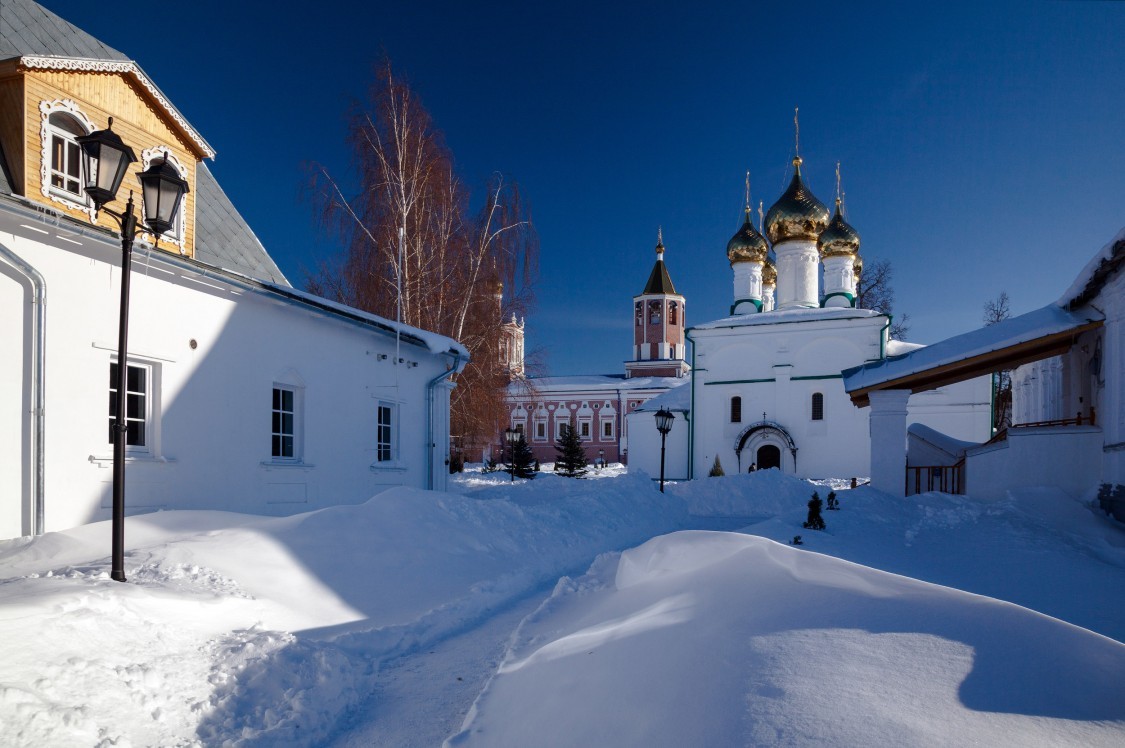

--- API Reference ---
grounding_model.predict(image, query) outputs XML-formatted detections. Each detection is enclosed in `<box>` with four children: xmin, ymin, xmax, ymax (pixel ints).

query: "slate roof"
<box><xmin>0</xmin><ymin>1</ymin><xmax>290</xmax><ymax>286</ymax></box>
<box><xmin>194</xmin><ymin>163</ymin><xmax>289</xmax><ymax>285</ymax></box>
<box><xmin>641</xmin><ymin>258</ymin><xmax>677</xmax><ymax>295</ymax></box>
<box><xmin>0</xmin><ymin>0</ymin><xmax>128</xmax><ymax>61</ymax></box>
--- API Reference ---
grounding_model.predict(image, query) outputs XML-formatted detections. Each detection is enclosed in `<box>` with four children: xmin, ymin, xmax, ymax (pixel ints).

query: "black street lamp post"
<box><xmin>654</xmin><ymin>408</ymin><xmax>675</xmax><ymax>493</ymax></box>
<box><xmin>504</xmin><ymin>428</ymin><xmax>518</xmax><ymax>482</ymax></box>
<box><xmin>77</xmin><ymin>119</ymin><xmax>189</xmax><ymax>583</ymax></box>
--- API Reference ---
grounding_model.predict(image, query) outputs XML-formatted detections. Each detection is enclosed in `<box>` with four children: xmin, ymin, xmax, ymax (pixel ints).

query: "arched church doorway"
<box><xmin>732</xmin><ymin>419</ymin><xmax>797</xmax><ymax>474</ymax></box>
<box><xmin>756</xmin><ymin>444</ymin><xmax>781</xmax><ymax>471</ymax></box>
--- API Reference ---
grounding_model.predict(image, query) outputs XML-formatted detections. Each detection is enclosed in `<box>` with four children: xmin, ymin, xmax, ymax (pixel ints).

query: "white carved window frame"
<box><xmin>139</xmin><ymin>146</ymin><xmax>188</xmax><ymax>253</ymax></box>
<box><xmin>39</xmin><ymin>99</ymin><xmax>96</xmax><ymax>218</ymax></box>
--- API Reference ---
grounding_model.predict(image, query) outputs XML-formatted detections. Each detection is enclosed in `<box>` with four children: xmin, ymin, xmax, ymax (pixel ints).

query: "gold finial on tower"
<box><xmin>758</xmin><ymin>200</ymin><xmax>764</xmax><ymax>232</ymax></box>
<box><xmin>835</xmin><ymin>161</ymin><xmax>844</xmax><ymax>213</ymax></box>
<box><xmin>656</xmin><ymin>226</ymin><xmax>664</xmax><ymax>255</ymax></box>
<box><xmin>744</xmin><ymin>171</ymin><xmax>751</xmax><ymax>211</ymax></box>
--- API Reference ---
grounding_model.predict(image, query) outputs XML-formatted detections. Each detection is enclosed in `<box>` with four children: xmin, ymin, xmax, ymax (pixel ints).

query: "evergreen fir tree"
<box><xmin>510</xmin><ymin>433</ymin><xmax>537</xmax><ymax>479</ymax></box>
<box><xmin>554</xmin><ymin>418</ymin><xmax>588</xmax><ymax>477</ymax></box>
<box><xmin>708</xmin><ymin>455</ymin><xmax>725</xmax><ymax>477</ymax></box>
<box><xmin>803</xmin><ymin>491</ymin><xmax>826</xmax><ymax>530</ymax></box>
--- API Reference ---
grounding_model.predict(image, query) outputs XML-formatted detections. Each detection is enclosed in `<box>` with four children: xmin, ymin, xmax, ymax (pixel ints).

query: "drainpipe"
<box><xmin>687</xmin><ymin>329</ymin><xmax>696</xmax><ymax>480</ymax></box>
<box><xmin>426</xmin><ymin>351</ymin><xmax>462</xmax><ymax>490</ymax></box>
<box><xmin>0</xmin><ymin>242</ymin><xmax>46</xmax><ymax>536</ymax></box>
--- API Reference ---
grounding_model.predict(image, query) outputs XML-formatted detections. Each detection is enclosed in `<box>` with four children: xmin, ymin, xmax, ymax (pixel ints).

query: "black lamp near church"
<box><xmin>654</xmin><ymin>408</ymin><xmax>675</xmax><ymax>493</ymax></box>
<box><xmin>504</xmin><ymin>428</ymin><xmax>519</xmax><ymax>482</ymax></box>
<box><xmin>77</xmin><ymin>118</ymin><xmax>190</xmax><ymax>583</ymax></box>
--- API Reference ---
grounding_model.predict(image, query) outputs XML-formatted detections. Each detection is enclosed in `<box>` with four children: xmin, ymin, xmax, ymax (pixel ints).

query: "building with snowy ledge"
<box><xmin>503</xmin><ymin>230</ymin><xmax>689</xmax><ymax>465</ymax></box>
<box><xmin>0</xmin><ymin>0</ymin><xmax>466</xmax><ymax>538</ymax></box>
<box><xmin>627</xmin><ymin>153</ymin><xmax>992</xmax><ymax>484</ymax></box>
<box><xmin>844</xmin><ymin>227</ymin><xmax>1123</xmax><ymax>501</ymax></box>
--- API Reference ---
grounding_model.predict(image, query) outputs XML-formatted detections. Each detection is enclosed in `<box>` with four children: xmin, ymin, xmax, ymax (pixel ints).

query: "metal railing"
<box><xmin>906</xmin><ymin>461</ymin><xmax>964</xmax><ymax>496</ymax></box>
<box><xmin>1011</xmin><ymin>408</ymin><xmax>1096</xmax><ymax>429</ymax></box>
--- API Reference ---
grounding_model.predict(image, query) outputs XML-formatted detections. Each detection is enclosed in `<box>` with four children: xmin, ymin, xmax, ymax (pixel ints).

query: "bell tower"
<box><xmin>626</xmin><ymin>228</ymin><xmax>690</xmax><ymax>379</ymax></box>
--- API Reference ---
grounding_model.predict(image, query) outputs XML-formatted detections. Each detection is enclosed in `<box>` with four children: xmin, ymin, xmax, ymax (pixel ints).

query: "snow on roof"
<box><xmin>843</xmin><ymin>303</ymin><xmax>1103</xmax><ymax>393</ymax></box>
<box><xmin>1059</xmin><ymin>225</ymin><xmax>1125</xmax><ymax>308</ymax></box>
<box><xmin>631</xmin><ymin>378</ymin><xmax>692</xmax><ymax>412</ymax></box>
<box><xmin>690</xmin><ymin>305</ymin><xmax>883</xmax><ymax>332</ymax></box>
<box><xmin>886</xmin><ymin>339</ymin><xmax>924</xmax><ymax>356</ymax></box>
<box><xmin>512</xmin><ymin>374</ymin><xmax>686</xmax><ymax>393</ymax></box>
<box><xmin>907</xmin><ymin>423</ymin><xmax>978</xmax><ymax>457</ymax></box>
<box><xmin>262</xmin><ymin>283</ymin><xmax>468</xmax><ymax>359</ymax></box>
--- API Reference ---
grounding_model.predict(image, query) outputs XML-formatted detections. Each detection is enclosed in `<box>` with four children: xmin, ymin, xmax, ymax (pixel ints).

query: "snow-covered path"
<box><xmin>326</xmin><ymin>589</ymin><xmax>548</xmax><ymax>747</ymax></box>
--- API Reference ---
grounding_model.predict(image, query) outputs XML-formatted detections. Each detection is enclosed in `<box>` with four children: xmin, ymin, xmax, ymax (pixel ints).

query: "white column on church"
<box><xmin>821</xmin><ymin>255</ymin><xmax>856</xmax><ymax>308</ymax></box>
<box><xmin>775</xmin><ymin>240</ymin><xmax>820</xmax><ymax>309</ymax></box>
<box><xmin>732</xmin><ymin>262</ymin><xmax>763</xmax><ymax>314</ymax></box>
<box><xmin>868</xmin><ymin>389</ymin><xmax>911</xmax><ymax>498</ymax></box>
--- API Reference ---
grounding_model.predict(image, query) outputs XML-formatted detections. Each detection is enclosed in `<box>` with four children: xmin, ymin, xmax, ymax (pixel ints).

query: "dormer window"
<box><xmin>40</xmin><ymin>100</ymin><xmax>97</xmax><ymax>209</ymax></box>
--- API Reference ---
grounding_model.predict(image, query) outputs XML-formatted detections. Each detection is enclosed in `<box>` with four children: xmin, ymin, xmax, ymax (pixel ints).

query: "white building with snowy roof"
<box><xmin>0</xmin><ymin>0</ymin><xmax>466</xmax><ymax>538</ymax></box>
<box><xmin>627</xmin><ymin>154</ymin><xmax>992</xmax><ymax>486</ymax></box>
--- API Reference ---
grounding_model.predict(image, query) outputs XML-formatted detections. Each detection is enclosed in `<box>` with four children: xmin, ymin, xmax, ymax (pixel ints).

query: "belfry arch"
<box><xmin>733</xmin><ymin>420</ymin><xmax>798</xmax><ymax>473</ymax></box>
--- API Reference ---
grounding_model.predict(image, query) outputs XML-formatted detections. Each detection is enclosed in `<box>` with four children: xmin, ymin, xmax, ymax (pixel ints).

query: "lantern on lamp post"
<box><xmin>504</xmin><ymin>428</ymin><xmax>519</xmax><ymax>482</ymax></box>
<box><xmin>654</xmin><ymin>408</ymin><xmax>675</xmax><ymax>493</ymax></box>
<box><xmin>77</xmin><ymin>119</ymin><xmax>189</xmax><ymax>583</ymax></box>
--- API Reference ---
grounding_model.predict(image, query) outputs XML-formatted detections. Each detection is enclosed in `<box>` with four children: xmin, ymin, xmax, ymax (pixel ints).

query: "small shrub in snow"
<box><xmin>790</xmin><ymin>535</ymin><xmax>803</xmax><ymax>546</ymax></box>
<box><xmin>482</xmin><ymin>458</ymin><xmax>500</xmax><ymax>474</ymax></box>
<box><xmin>826</xmin><ymin>491</ymin><xmax>839</xmax><ymax>511</ymax></box>
<box><xmin>803</xmin><ymin>492</ymin><xmax>826</xmax><ymax>531</ymax></box>
<box><xmin>708</xmin><ymin>456</ymin><xmax>725</xmax><ymax>477</ymax></box>
<box><xmin>1098</xmin><ymin>483</ymin><xmax>1125</xmax><ymax>523</ymax></box>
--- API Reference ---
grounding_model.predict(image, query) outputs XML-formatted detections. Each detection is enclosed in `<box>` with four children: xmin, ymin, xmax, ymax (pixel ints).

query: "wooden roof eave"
<box><xmin>848</xmin><ymin>320</ymin><xmax>1104</xmax><ymax>407</ymax></box>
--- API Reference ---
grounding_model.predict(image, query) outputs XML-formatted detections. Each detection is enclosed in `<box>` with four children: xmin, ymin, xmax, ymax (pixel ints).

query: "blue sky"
<box><xmin>52</xmin><ymin>0</ymin><xmax>1125</xmax><ymax>375</ymax></box>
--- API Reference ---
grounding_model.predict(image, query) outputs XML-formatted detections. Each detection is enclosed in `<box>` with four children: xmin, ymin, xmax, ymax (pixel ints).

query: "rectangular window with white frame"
<box><xmin>535</xmin><ymin>421</ymin><xmax>547</xmax><ymax>441</ymax></box>
<box><xmin>376</xmin><ymin>401</ymin><xmax>397</xmax><ymax>462</ymax></box>
<box><xmin>109</xmin><ymin>361</ymin><xmax>151</xmax><ymax>452</ymax></box>
<box><xmin>272</xmin><ymin>386</ymin><xmax>300</xmax><ymax>460</ymax></box>
<box><xmin>602</xmin><ymin>419</ymin><xmax>614</xmax><ymax>439</ymax></box>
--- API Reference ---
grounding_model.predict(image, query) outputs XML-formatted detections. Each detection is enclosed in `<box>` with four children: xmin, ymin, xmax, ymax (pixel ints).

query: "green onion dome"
<box><xmin>764</xmin><ymin>156</ymin><xmax>830</xmax><ymax>244</ymax></box>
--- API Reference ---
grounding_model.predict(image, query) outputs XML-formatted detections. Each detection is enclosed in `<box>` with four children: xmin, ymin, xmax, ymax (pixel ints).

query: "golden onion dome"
<box><xmin>764</xmin><ymin>157</ymin><xmax>830</xmax><ymax>245</ymax></box>
<box><xmin>726</xmin><ymin>207</ymin><xmax>770</xmax><ymax>265</ymax></box>
<box><xmin>763</xmin><ymin>255</ymin><xmax>777</xmax><ymax>285</ymax></box>
<box><xmin>817</xmin><ymin>197</ymin><xmax>861</xmax><ymax>258</ymax></box>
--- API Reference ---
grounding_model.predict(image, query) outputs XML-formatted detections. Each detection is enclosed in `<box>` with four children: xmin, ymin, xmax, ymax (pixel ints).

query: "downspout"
<box><xmin>426</xmin><ymin>351</ymin><xmax>461</xmax><ymax>490</ymax></box>
<box><xmin>687</xmin><ymin>329</ymin><xmax>696</xmax><ymax>480</ymax></box>
<box><xmin>880</xmin><ymin>316</ymin><xmax>891</xmax><ymax>359</ymax></box>
<box><xmin>0</xmin><ymin>242</ymin><xmax>46</xmax><ymax>535</ymax></box>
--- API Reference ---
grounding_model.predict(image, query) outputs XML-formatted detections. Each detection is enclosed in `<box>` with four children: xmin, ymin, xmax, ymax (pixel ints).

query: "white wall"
<box><xmin>965</xmin><ymin>426</ymin><xmax>1103</xmax><ymax>501</ymax></box>
<box><xmin>0</xmin><ymin>219</ymin><xmax>456</xmax><ymax>538</ymax></box>
<box><xmin>625</xmin><ymin>409</ymin><xmax>689</xmax><ymax>482</ymax></box>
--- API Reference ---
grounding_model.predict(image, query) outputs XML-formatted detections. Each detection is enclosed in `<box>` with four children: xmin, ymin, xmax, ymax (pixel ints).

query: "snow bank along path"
<box><xmin>451</xmin><ymin>531</ymin><xmax>1125</xmax><ymax>747</ymax></box>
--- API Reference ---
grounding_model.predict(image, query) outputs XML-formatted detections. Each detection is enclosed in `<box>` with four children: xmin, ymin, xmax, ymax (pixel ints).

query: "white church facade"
<box><xmin>0</xmin><ymin>1</ymin><xmax>465</xmax><ymax>538</ymax></box>
<box><xmin>628</xmin><ymin>154</ymin><xmax>992</xmax><ymax>483</ymax></box>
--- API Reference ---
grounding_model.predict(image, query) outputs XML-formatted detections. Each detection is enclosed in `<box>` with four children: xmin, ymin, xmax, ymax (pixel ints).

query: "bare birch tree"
<box><xmin>308</xmin><ymin>60</ymin><xmax>538</xmax><ymax>458</ymax></box>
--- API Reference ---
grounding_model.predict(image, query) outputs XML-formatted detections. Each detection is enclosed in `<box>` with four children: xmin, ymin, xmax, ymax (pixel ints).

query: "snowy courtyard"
<box><xmin>1</xmin><ymin>469</ymin><xmax>1123</xmax><ymax>747</ymax></box>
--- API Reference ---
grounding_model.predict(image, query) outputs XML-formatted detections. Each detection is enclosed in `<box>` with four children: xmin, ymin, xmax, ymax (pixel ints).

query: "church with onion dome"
<box><xmin>626</xmin><ymin>141</ymin><xmax>992</xmax><ymax>483</ymax></box>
